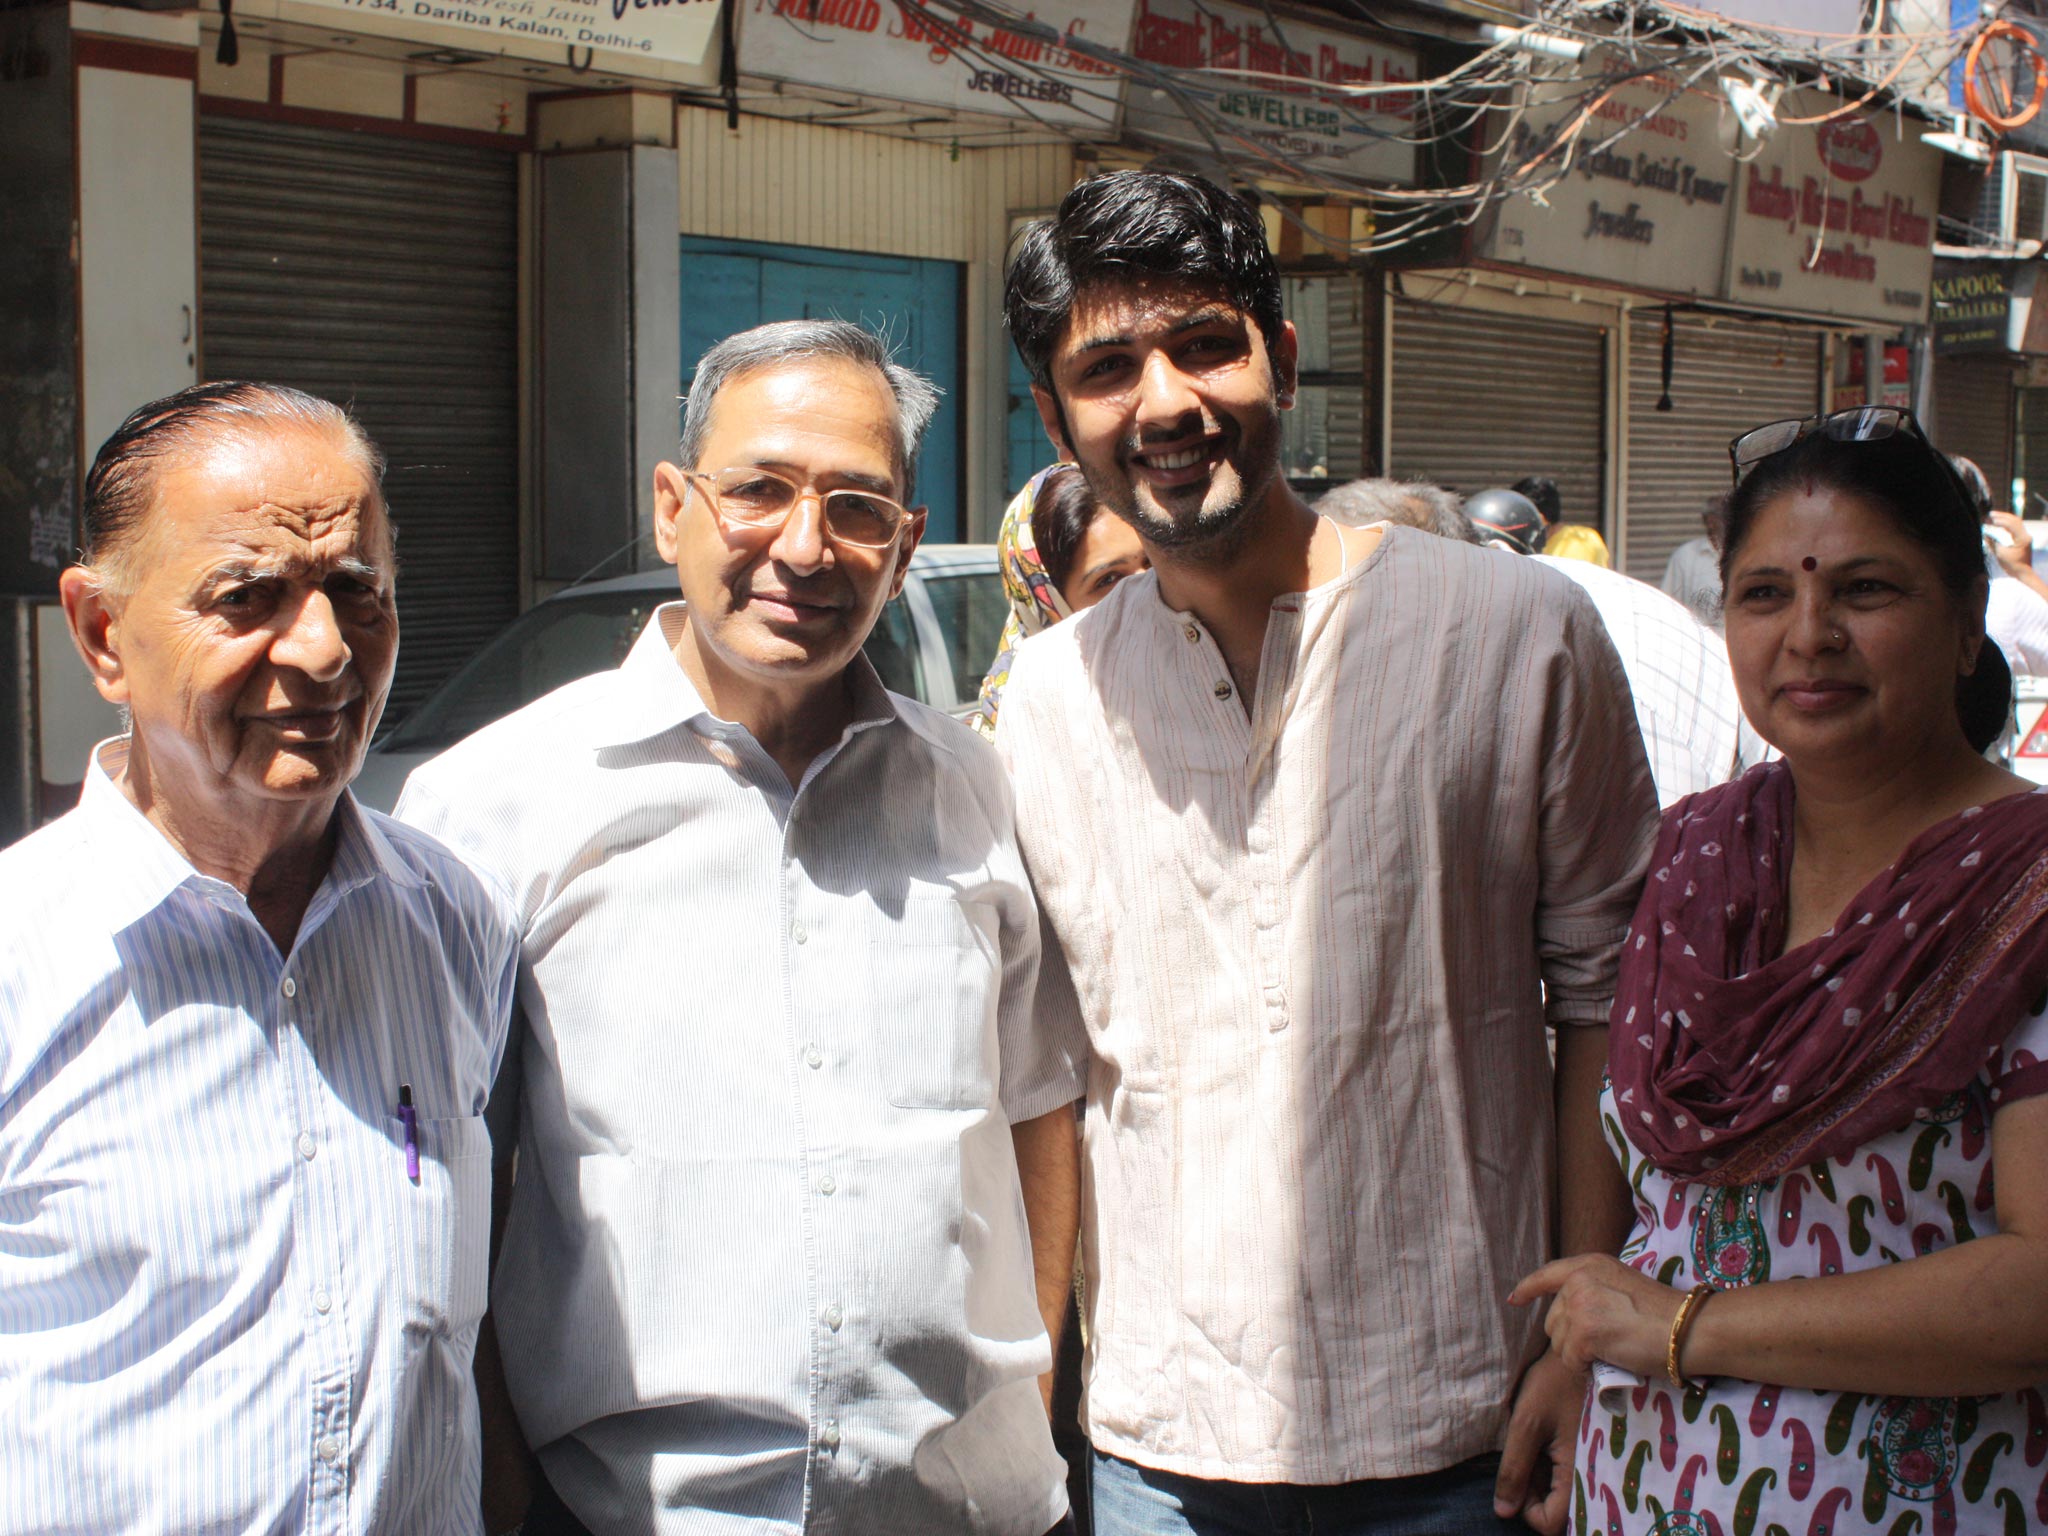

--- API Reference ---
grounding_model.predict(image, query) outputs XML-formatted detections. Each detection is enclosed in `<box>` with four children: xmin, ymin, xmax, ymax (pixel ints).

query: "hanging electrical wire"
<box><xmin>740</xmin><ymin>0</ymin><xmax>1995</xmax><ymax>256</ymax></box>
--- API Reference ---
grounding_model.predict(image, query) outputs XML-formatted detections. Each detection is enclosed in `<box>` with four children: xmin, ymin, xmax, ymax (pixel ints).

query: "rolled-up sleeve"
<box><xmin>1535</xmin><ymin>584</ymin><xmax>1658</xmax><ymax>1026</ymax></box>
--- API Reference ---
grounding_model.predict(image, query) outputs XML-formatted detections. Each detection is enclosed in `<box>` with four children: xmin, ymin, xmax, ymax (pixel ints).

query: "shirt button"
<box><xmin>1183</xmin><ymin>624</ymin><xmax>1199</xmax><ymax>642</ymax></box>
<box><xmin>819</xmin><ymin>1175</ymin><xmax>837</xmax><ymax>1196</ymax></box>
<box><xmin>296</xmin><ymin>1132</ymin><xmax>317</xmax><ymax>1161</ymax></box>
<box><xmin>804</xmin><ymin>1046</ymin><xmax>824</xmax><ymax>1070</ymax></box>
<box><xmin>792</xmin><ymin>922</ymin><xmax>808</xmax><ymax>945</ymax></box>
<box><xmin>316</xmin><ymin>1435</ymin><xmax>341</xmax><ymax>1465</ymax></box>
<box><xmin>824</xmin><ymin>1304</ymin><xmax>844</xmax><ymax>1331</ymax></box>
<box><xmin>281</xmin><ymin>976</ymin><xmax>297</xmax><ymax>999</ymax></box>
<box><xmin>1214</xmin><ymin>681</ymin><xmax>1233</xmax><ymax>700</ymax></box>
<box><xmin>820</xmin><ymin>1419</ymin><xmax>841</xmax><ymax>1451</ymax></box>
<box><xmin>312</xmin><ymin>1289</ymin><xmax>332</xmax><ymax>1314</ymax></box>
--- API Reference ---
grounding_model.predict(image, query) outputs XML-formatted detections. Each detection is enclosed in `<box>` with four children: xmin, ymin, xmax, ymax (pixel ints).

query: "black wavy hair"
<box><xmin>1723</xmin><ymin>429</ymin><xmax>2007</xmax><ymax>751</ymax></box>
<box><xmin>1003</xmin><ymin>170</ymin><xmax>1285</xmax><ymax>394</ymax></box>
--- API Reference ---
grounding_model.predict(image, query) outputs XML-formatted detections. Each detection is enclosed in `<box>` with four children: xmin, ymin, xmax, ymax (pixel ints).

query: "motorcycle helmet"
<box><xmin>1463</xmin><ymin>488</ymin><xmax>1544</xmax><ymax>555</ymax></box>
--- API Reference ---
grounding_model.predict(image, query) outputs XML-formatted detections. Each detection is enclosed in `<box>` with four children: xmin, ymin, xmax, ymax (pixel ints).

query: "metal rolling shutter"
<box><xmin>1624</xmin><ymin>313</ymin><xmax>1822</xmax><ymax>583</ymax></box>
<box><xmin>1388</xmin><ymin>299</ymin><xmax>1606</xmax><ymax>528</ymax></box>
<box><xmin>198</xmin><ymin>116</ymin><xmax>519</xmax><ymax>718</ymax></box>
<box><xmin>1935</xmin><ymin>354</ymin><xmax>2018</xmax><ymax>492</ymax></box>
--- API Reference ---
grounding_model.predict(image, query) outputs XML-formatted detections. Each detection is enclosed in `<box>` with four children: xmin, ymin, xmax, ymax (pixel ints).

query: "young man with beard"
<box><xmin>991</xmin><ymin>171</ymin><xmax>1659</xmax><ymax>1535</ymax></box>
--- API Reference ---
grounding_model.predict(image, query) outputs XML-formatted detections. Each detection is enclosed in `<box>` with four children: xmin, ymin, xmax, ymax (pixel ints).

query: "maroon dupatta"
<box><xmin>1606</xmin><ymin>763</ymin><xmax>2048</xmax><ymax>1185</ymax></box>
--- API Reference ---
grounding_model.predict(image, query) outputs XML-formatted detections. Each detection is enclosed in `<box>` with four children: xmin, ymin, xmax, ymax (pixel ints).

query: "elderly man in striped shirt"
<box><xmin>0</xmin><ymin>382</ymin><xmax>520</xmax><ymax>1534</ymax></box>
<box><xmin>995</xmin><ymin>171</ymin><xmax>1660</xmax><ymax>1536</ymax></box>
<box><xmin>398</xmin><ymin>320</ymin><xmax>1086</xmax><ymax>1536</ymax></box>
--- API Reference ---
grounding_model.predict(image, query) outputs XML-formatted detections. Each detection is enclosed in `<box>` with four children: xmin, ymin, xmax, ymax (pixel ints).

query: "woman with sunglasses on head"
<box><xmin>1508</xmin><ymin>409</ymin><xmax>2048</xmax><ymax>1536</ymax></box>
<box><xmin>971</xmin><ymin>463</ymin><xmax>1148</xmax><ymax>740</ymax></box>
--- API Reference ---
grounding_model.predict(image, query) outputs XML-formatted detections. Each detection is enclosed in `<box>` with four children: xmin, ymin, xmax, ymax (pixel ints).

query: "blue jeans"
<box><xmin>1089</xmin><ymin>1449</ymin><xmax>1528</xmax><ymax>1536</ymax></box>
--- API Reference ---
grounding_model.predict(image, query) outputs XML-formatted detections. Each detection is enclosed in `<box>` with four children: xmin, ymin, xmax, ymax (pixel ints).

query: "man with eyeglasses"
<box><xmin>397</xmin><ymin>320</ymin><xmax>1086</xmax><ymax>1536</ymax></box>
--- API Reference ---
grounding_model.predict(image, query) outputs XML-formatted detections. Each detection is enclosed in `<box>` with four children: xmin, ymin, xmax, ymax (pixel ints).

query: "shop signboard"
<box><xmin>1122</xmin><ymin>0</ymin><xmax>1418</xmax><ymax>187</ymax></box>
<box><xmin>1932</xmin><ymin>260</ymin><xmax>2020</xmax><ymax>354</ymax></box>
<box><xmin>1478</xmin><ymin>72</ymin><xmax>1733</xmax><ymax>295</ymax></box>
<box><xmin>1726</xmin><ymin>91</ymin><xmax>1939</xmax><ymax>326</ymax></box>
<box><xmin>1930</xmin><ymin>259</ymin><xmax>2048</xmax><ymax>355</ymax></box>
<box><xmin>740</xmin><ymin>0</ymin><xmax>1136</xmax><ymax>132</ymax></box>
<box><xmin>285</xmin><ymin>0</ymin><xmax>722</xmax><ymax>66</ymax></box>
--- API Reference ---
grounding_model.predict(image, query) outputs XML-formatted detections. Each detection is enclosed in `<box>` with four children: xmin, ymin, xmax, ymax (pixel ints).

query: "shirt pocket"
<box><xmin>396</xmin><ymin>1112</ymin><xmax>494</xmax><ymax>1338</ymax></box>
<box><xmin>876</xmin><ymin>891</ymin><xmax>1001</xmax><ymax>1111</ymax></box>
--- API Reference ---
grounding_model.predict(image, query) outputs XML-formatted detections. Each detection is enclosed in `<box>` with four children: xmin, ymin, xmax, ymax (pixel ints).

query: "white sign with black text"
<box><xmin>740</xmin><ymin>0</ymin><xmax>1136</xmax><ymax>131</ymax></box>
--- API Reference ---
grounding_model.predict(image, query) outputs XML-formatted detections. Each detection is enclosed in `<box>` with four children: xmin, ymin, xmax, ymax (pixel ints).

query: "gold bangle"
<box><xmin>1666</xmin><ymin>1282</ymin><xmax>1715</xmax><ymax>1391</ymax></box>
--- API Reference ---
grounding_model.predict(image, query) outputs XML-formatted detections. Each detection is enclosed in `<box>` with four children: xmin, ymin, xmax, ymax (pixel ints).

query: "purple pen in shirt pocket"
<box><xmin>398</xmin><ymin>1083</ymin><xmax>420</xmax><ymax>1182</ymax></box>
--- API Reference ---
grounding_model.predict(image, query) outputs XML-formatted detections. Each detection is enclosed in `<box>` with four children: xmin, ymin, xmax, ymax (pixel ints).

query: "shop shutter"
<box><xmin>1935</xmin><ymin>354</ymin><xmax>2018</xmax><ymax>494</ymax></box>
<box><xmin>1388</xmin><ymin>298</ymin><xmax>1606</xmax><ymax>529</ymax></box>
<box><xmin>1624</xmin><ymin>313</ymin><xmax>1822</xmax><ymax>584</ymax></box>
<box><xmin>198</xmin><ymin>116</ymin><xmax>519</xmax><ymax>719</ymax></box>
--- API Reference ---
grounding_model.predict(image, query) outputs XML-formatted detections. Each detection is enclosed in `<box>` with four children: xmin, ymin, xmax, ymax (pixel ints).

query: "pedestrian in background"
<box><xmin>399</xmin><ymin>321</ymin><xmax>1084</xmax><ymax>1536</ymax></box>
<box><xmin>1660</xmin><ymin>497</ymin><xmax>1726</xmax><ymax>625</ymax></box>
<box><xmin>972</xmin><ymin>461</ymin><xmax>1147</xmax><ymax>739</ymax></box>
<box><xmin>997</xmin><ymin>169</ymin><xmax>1658</xmax><ymax>1536</ymax></box>
<box><xmin>1953</xmin><ymin>452</ymin><xmax>2048</xmax><ymax>676</ymax></box>
<box><xmin>1519</xmin><ymin>408</ymin><xmax>2048</xmax><ymax>1536</ymax></box>
<box><xmin>0</xmin><ymin>382</ymin><xmax>519</xmax><ymax>1535</ymax></box>
<box><xmin>1514</xmin><ymin>472</ymin><xmax>1611</xmax><ymax>565</ymax></box>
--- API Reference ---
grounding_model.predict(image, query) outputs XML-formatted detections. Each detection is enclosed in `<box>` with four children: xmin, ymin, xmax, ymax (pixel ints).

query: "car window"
<box><xmin>383</xmin><ymin>593</ymin><xmax>654</xmax><ymax>750</ymax></box>
<box><xmin>382</xmin><ymin>590</ymin><xmax>927</xmax><ymax>751</ymax></box>
<box><xmin>919</xmin><ymin>572</ymin><xmax>1008</xmax><ymax>708</ymax></box>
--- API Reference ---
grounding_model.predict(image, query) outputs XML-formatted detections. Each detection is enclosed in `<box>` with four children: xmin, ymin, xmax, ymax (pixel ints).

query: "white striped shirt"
<box><xmin>1533</xmin><ymin>556</ymin><xmax>1757</xmax><ymax>807</ymax></box>
<box><xmin>996</xmin><ymin>528</ymin><xmax>1658</xmax><ymax>1482</ymax></box>
<box><xmin>0</xmin><ymin>741</ymin><xmax>519</xmax><ymax>1536</ymax></box>
<box><xmin>395</xmin><ymin>604</ymin><xmax>1081</xmax><ymax>1536</ymax></box>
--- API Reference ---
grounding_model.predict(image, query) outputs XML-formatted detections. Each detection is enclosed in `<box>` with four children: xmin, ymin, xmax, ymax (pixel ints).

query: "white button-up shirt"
<box><xmin>996</xmin><ymin>527</ymin><xmax>1658</xmax><ymax>1484</ymax></box>
<box><xmin>0</xmin><ymin>742</ymin><xmax>518</xmax><ymax>1536</ymax></box>
<box><xmin>396</xmin><ymin>605</ymin><xmax>1081</xmax><ymax>1536</ymax></box>
<box><xmin>1534</xmin><ymin>555</ymin><xmax>1761</xmax><ymax>806</ymax></box>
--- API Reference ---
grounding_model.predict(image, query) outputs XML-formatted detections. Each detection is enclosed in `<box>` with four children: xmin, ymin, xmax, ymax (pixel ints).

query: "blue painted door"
<box><xmin>680</xmin><ymin>236</ymin><xmax>963</xmax><ymax>540</ymax></box>
<box><xmin>1006</xmin><ymin>341</ymin><xmax>1060</xmax><ymax>497</ymax></box>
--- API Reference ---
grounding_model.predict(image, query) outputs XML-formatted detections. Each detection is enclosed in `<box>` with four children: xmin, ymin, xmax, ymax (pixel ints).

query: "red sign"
<box><xmin>1816</xmin><ymin>118</ymin><xmax>1883</xmax><ymax>182</ymax></box>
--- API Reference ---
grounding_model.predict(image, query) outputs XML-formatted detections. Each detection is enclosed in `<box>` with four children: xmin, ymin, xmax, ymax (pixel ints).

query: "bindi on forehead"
<box><xmin>1802</xmin><ymin>556</ymin><xmax>1818</xmax><ymax>572</ymax></box>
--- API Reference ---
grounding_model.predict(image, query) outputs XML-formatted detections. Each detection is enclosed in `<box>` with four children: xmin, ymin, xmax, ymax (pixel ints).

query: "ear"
<box><xmin>888</xmin><ymin>507</ymin><xmax>929</xmax><ymax>600</ymax></box>
<box><xmin>1031</xmin><ymin>385</ymin><xmax>1073</xmax><ymax>461</ymax></box>
<box><xmin>59</xmin><ymin>565</ymin><xmax>131</xmax><ymax>707</ymax></box>
<box><xmin>1272</xmin><ymin>318</ymin><xmax>1300</xmax><ymax>410</ymax></box>
<box><xmin>652</xmin><ymin>462</ymin><xmax>691</xmax><ymax>566</ymax></box>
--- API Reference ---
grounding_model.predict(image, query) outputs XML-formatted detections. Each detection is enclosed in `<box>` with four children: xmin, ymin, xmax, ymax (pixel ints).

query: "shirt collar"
<box><xmin>77</xmin><ymin>736</ymin><xmax>421</xmax><ymax>936</ymax></box>
<box><xmin>594</xmin><ymin>601</ymin><xmax>903</xmax><ymax>750</ymax></box>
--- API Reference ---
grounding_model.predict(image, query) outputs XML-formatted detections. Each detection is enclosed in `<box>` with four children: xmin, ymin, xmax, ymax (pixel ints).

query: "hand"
<box><xmin>1494</xmin><ymin>1347</ymin><xmax>1587</xmax><ymax>1535</ymax></box>
<box><xmin>1509</xmin><ymin>1253</ymin><xmax>1687</xmax><ymax>1378</ymax></box>
<box><xmin>1989</xmin><ymin>510</ymin><xmax>2034</xmax><ymax>577</ymax></box>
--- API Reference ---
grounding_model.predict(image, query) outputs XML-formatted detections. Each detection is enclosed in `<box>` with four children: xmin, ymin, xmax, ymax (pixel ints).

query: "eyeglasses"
<box><xmin>683</xmin><ymin>466</ymin><xmax>910</xmax><ymax>550</ymax></box>
<box><xmin>1727</xmin><ymin>406</ymin><xmax>1938</xmax><ymax>485</ymax></box>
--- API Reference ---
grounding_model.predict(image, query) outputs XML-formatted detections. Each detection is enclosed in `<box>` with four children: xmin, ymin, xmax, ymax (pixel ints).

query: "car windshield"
<box><xmin>383</xmin><ymin>589</ymin><xmax>926</xmax><ymax>752</ymax></box>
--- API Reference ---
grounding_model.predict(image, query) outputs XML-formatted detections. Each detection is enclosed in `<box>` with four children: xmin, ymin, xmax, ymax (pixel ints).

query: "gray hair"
<box><xmin>680</xmin><ymin>320</ymin><xmax>943</xmax><ymax>499</ymax></box>
<box><xmin>1315</xmin><ymin>478</ymin><xmax>1480</xmax><ymax>545</ymax></box>
<box><xmin>82</xmin><ymin>381</ymin><xmax>387</xmax><ymax>588</ymax></box>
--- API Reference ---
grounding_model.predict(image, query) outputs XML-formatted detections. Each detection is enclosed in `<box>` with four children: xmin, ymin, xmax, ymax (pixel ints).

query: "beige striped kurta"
<box><xmin>996</xmin><ymin>525</ymin><xmax>1659</xmax><ymax>1483</ymax></box>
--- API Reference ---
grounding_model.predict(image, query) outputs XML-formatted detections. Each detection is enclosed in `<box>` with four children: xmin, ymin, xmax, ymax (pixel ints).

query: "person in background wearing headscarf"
<box><xmin>971</xmin><ymin>463</ymin><xmax>1148</xmax><ymax>740</ymax></box>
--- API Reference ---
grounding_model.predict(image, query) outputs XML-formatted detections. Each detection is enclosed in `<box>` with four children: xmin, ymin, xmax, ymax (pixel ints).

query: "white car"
<box><xmin>354</xmin><ymin>545</ymin><xmax>1006</xmax><ymax>812</ymax></box>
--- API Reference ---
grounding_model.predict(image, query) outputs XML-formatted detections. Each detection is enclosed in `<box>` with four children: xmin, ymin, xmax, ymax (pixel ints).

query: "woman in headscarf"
<box><xmin>970</xmin><ymin>463</ymin><xmax>1146</xmax><ymax>740</ymax></box>
<box><xmin>1509</xmin><ymin>409</ymin><xmax>2048</xmax><ymax>1536</ymax></box>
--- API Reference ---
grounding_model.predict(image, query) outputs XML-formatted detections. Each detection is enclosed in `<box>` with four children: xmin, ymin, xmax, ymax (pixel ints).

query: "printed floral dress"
<box><xmin>1571</xmin><ymin>1002</ymin><xmax>2048</xmax><ymax>1536</ymax></box>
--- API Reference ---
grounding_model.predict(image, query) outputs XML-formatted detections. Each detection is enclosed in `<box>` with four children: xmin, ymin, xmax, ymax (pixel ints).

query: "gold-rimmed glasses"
<box><xmin>683</xmin><ymin>466</ymin><xmax>910</xmax><ymax>550</ymax></box>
